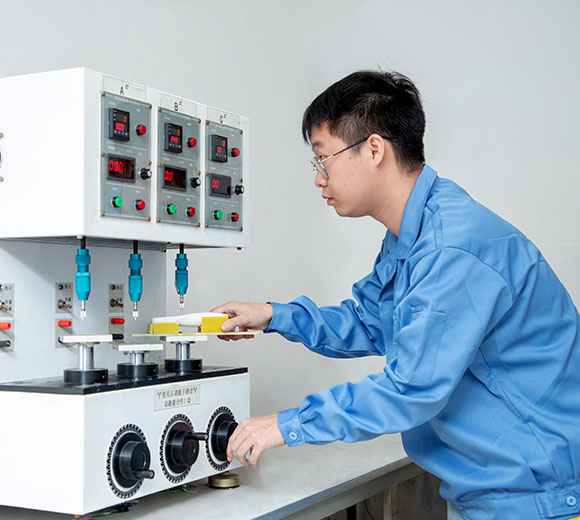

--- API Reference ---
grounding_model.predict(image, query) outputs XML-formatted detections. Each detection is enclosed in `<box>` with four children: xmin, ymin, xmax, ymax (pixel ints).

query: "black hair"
<box><xmin>302</xmin><ymin>70</ymin><xmax>426</xmax><ymax>172</ymax></box>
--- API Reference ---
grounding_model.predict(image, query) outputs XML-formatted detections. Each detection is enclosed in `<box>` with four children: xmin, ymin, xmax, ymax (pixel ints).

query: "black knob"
<box><xmin>235</xmin><ymin>185</ymin><xmax>244</xmax><ymax>195</ymax></box>
<box><xmin>168</xmin><ymin>430</ymin><xmax>199</xmax><ymax>470</ymax></box>
<box><xmin>0</xmin><ymin>340</ymin><xmax>11</xmax><ymax>348</ymax></box>
<box><xmin>140</xmin><ymin>168</ymin><xmax>152</xmax><ymax>180</ymax></box>
<box><xmin>190</xmin><ymin>177</ymin><xmax>201</xmax><ymax>188</ymax></box>
<box><xmin>118</xmin><ymin>440</ymin><xmax>152</xmax><ymax>484</ymax></box>
<box><xmin>212</xmin><ymin>420</ymin><xmax>238</xmax><ymax>461</ymax></box>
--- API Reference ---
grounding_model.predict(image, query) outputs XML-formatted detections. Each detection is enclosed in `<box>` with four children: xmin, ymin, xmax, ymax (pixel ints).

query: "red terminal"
<box><xmin>135</xmin><ymin>199</ymin><xmax>146</xmax><ymax>211</ymax></box>
<box><xmin>231</xmin><ymin>148</ymin><xmax>240</xmax><ymax>157</ymax></box>
<box><xmin>111</xmin><ymin>318</ymin><xmax>125</xmax><ymax>325</ymax></box>
<box><xmin>58</xmin><ymin>320</ymin><xmax>72</xmax><ymax>328</ymax></box>
<box><xmin>187</xmin><ymin>138</ymin><xmax>197</xmax><ymax>148</ymax></box>
<box><xmin>187</xmin><ymin>207</ymin><xmax>196</xmax><ymax>217</ymax></box>
<box><xmin>231</xmin><ymin>212</ymin><xmax>240</xmax><ymax>222</ymax></box>
<box><xmin>136</xmin><ymin>124</ymin><xmax>147</xmax><ymax>136</ymax></box>
<box><xmin>0</xmin><ymin>323</ymin><xmax>11</xmax><ymax>330</ymax></box>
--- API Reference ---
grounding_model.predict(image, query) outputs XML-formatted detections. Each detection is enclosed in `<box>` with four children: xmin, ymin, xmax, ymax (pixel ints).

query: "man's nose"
<box><xmin>314</xmin><ymin>169</ymin><xmax>327</xmax><ymax>187</ymax></box>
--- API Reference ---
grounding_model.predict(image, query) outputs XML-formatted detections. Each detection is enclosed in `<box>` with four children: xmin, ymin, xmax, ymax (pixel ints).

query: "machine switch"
<box><xmin>186</xmin><ymin>207</ymin><xmax>196</xmax><ymax>217</ymax></box>
<box><xmin>140</xmin><ymin>168</ymin><xmax>152</xmax><ymax>180</ymax></box>
<box><xmin>190</xmin><ymin>177</ymin><xmax>201</xmax><ymax>188</ymax></box>
<box><xmin>231</xmin><ymin>148</ymin><xmax>240</xmax><ymax>157</ymax></box>
<box><xmin>167</xmin><ymin>204</ymin><xmax>177</xmax><ymax>215</ymax></box>
<box><xmin>187</xmin><ymin>137</ymin><xmax>197</xmax><ymax>148</ymax></box>
<box><xmin>58</xmin><ymin>320</ymin><xmax>72</xmax><ymax>328</ymax></box>
<box><xmin>230</xmin><ymin>212</ymin><xmax>240</xmax><ymax>222</ymax></box>
<box><xmin>0</xmin><ymin>323</ymin><xmax>12</xmax><ymax>330</ymax></box>
<box><xmin>136</xmin><ymin>124</ymin><xmax>147</xmax><ymax>136</ymax></box>
<box><xmin>213</xmin><ymin>210</ymin><xmax>223</xmax><ymax>221</ymax></box>
<box><xmin>111</xmin><ymin>318</ymin><xmax>125</xmax><ymax>325</ymax></box>
<box><xmin>235</xmin><ymin>185</ymin><xmax>244</xmax><ymax>195</ymax></box>
<box><xmin>112</xmin><ymin>196</ymin><xmax>123</xmax><ymax>208</ymax></box>
<box><xmin>135</xmin><ymin>200</ymin><xmax>146</xmax><ymax>211</ymax></box>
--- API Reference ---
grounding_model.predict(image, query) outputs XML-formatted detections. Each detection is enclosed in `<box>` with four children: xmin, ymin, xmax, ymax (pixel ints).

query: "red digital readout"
<box><xmin>170</xmin><ymin>136</ymin><xmax>179</xmax><ymax>144</ymax></box>
<box><xmin>212</xmin><ymin>178</ymin><xmax>220</xmax><ymax>189</ymax></box>
<box><xmin>109</xmin><ymin>159</ymin><xmax>124</xmax><ymax>174</ymax></box>
<box><xmin>165</xmin><ymin>169</ymin><xmax>174</xmax><ymax>182</ymax></box>
<box><xmin>115</xmin><ymin>122</ymin><xmax>126</xmax><ymax>131</ymax></box>
<box><xmin>217</xmin><ymin>146</ymin><xmax>223</xmax><ymax>153</ymax></box>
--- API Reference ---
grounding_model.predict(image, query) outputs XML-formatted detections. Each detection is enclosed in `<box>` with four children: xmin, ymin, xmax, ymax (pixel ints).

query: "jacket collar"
<box><xmin>383</xmin><ymin>164</ymin><xmax>438</xmax><ymax>259</ymax></box>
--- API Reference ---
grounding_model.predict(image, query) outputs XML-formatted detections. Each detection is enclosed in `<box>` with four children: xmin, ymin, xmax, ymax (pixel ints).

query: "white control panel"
<box><xmin>0</xmin><ymin>68</ymin><xmax>250</xmax><ymax>248</ymax></box>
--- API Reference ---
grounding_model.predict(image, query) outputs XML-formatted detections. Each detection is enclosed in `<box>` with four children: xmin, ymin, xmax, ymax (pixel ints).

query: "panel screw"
<box><xmin>147</xmin><ymin>217</ymin><xmax>151</xmax><ymax>222</ymax></box>
<box><xmin>240</xmin><ymin>129</ymin><xmax>243</xmax><ymax>135</ymax></box>
<box><xmin>198</xmin><ymin>118</ymin><xmax>201</xmax><ymax>124</ymax></box>
<box><xmin>101</xmin><ymin>91</ymin><xmax>105</xmax><ymax>97</ymax></box>
<box><xmin>148</xmin><ymin>160</ymin><xmax>152</xmax><ymax>166</ymax></box>
<box><xmin>156</xmin><ymin>218</ymin><xmax>161</xmax><ymax>223</ymax></box>
<box><xmin>158</xmin><ymin>107</ymin><xmax>162</xmax><ymax>112</ymax></box>
<box><xmin>158</xmin><ymin>162</ymin><xmax>162</xmax><ymax>168</ymax></box>
<box><xmin>240</xmin><ymin>226</ymin><xmax>243</xmax><ymax>232</ymax></box>
<box><xmin>206</xmin><ymin>121</ymin><xmax>210</xmax><ymax>126</ymax></box>
<box><xmin>198</xmin><ymin>170</ymin><xmax>201</xmax><ymax>176</ymax></box>
<box><xmin>148</xmin><ymin>104</ymin><xmax>152</xmax><ymax>110</ymax></box>
<box><xmin>101</xmin><ymin>152</ymin><xmax>105</xmax><ymax>157</ymax></box>
<box><xmin>206</xmin><ymin>172</ymin><xmax>209</xmax><ymax>177</ymax></box>
<box><xmin>100</xmin><ymin>211</ymin><xmax>105</xmax><ymax>217</ymax></box>
<box><xmin>205</xmin><ymin>223</ymin><xmax>209</xmax><ymax>228</ymax></box>
<box><xmin>0</xmin><ymin>132</ymin><xmax>4</xmax><ymax>139</ymax></box>
<box><xmin>197</xmin><ymin>223</ymin><xmax>201</xmax><ymax>228</ymax></box>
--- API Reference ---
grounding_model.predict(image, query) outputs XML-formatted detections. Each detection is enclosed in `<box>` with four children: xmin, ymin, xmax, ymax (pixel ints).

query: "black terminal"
<box><xmin>164</xmin><ymin>123</ymin><xmax>183</xmax><ymax>154</ymax></box>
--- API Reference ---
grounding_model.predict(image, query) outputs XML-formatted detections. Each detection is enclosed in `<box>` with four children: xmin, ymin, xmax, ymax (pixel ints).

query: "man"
<box><xmin>212</xmin><ymin>71</ymin><xmax>580</xmax><ymax>520</ymax></box>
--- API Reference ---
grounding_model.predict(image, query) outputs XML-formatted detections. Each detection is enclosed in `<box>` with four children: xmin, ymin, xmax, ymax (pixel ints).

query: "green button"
<box><xmin>112</xmin><ymin>196</ymin><xmax>123</xmax><ymax>208</ymax></box>
<box><xmin>214</xmin><ymin>210</ymin><xmax>223</xmax><ymax>220</ymax></box>
<box><xmin>167</xmin><ymin>204</ymin><xmax>177</xmax><ymax>215</ymax></box>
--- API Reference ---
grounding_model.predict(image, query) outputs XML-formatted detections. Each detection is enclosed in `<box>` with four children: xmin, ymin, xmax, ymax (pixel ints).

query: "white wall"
<box><xmin>1</xmin><ymin>0</ymin><xmax>579</xmax><ymax>416</ymax></box>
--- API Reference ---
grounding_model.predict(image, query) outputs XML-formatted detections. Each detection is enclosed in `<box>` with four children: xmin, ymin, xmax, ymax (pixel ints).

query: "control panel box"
<box><xmin>0</xmin><ymin>68</ymin><xmax>250</xmax><ymax>248</ymax></box>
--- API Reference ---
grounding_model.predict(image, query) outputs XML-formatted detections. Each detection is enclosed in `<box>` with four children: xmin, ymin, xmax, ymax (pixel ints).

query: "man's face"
<box><xmin>310</xmin><ymin>125</ymin><xmax>374</xmax><ymax>218</ymax></box>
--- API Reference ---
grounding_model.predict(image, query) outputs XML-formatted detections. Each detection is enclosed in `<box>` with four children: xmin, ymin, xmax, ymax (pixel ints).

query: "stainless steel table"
<box><xmin>0</xmin><ymin>434</ymin><xmax>422</xmax><ymax>519</ymax></box>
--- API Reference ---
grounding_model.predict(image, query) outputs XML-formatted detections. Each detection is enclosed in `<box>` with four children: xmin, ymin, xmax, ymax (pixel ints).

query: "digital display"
<box><xmin>210</xmin><ymin>173</ymin><xmax>231</xmax><ymax>198</ymax></box>
<box><xmin>211</xmin><ymin>134</ymin><xmax>228</xmax><ymax>162</ymax></box>
<box><xmin>163</xmin><ymin>165</ymin><xmax>187</xmax><ymax>191</ymax></box>
<box><xmin>164</xmin><ymin>123</ymin><xmax>183</xmax><ymax>153</ymax></box>
<box><xmin>107</xmin><ymin>155</ymin><xmax>136</xmax><ymax>182</ymax></box>
<box><xmin>109</xmin><ymin>109</ymin><xmax>130</xmax><ymax>141</ymax></box>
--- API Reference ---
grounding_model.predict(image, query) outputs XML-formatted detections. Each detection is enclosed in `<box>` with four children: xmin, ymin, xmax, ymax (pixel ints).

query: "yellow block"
<box><xmin>148</xmin><ymin>322</ymin><xmax>179</xmax><ymax>334</ymax></box>
<box><xmin>201</xmin><ymin>316</ymin><xmax>229</xmax><ymax>333</ymax></box>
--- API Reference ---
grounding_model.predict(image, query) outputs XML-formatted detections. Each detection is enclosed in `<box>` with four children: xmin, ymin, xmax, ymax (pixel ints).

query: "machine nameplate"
<box><xmin>102</xmin><ymin>76</ymin><xmax>146</xmax><ymax>101</ymax></box>
<box><xmin>153</xmin><ymin>383</ymin><xmax>200</xmax><ymax>411</ymax></box>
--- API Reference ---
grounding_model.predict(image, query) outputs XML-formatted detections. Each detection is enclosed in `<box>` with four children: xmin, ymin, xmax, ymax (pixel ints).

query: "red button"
<box><xmin>187</xmin><ymin>207</ymin><xmax>196</xmax><ymax>217</ymax></box>
<box><xmin>135</xmin><ymin>200</ymin><xmax>146</xmax><ymax>211</ymax></box>
<box><xmin>136</xmin><ymin>124</ymin><xmax>147</xmax><ymax>136</ymax></box>
<box><xmin>111</xmin><ymin>318</ymin><xmax>125</xmax><ymax>325</ymax></box>
<box><xmin>0</xmin><ymin>323</ymin><xmax>11</xmax><ymax>330</ymax></box>
<box><xmin>231</xmin><ymin>148</ymin><xmax>240</xmax><ymax>157</ymax></box>
<box><xmin>58</xmin><ymin>320</ymin><xmax>72</xmax><ymax>328</ymax></box>
<box><xmin>188</xmin><ymin>138</ymin><xmax>197</xmax><ymax>148</ymax></box>
<box><xmin>231</xmin><ymin>212</ymin><xmax>240</xmax><ymax>222</ymax></box>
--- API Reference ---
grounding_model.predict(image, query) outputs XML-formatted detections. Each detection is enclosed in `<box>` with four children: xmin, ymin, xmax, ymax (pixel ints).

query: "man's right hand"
<box><xmin>210</xmin><ymin>302</ymin><xmax>273</xmax><ymax>341</ymax></box>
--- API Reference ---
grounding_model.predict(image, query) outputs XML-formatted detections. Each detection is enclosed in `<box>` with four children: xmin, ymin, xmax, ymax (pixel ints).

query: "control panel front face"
<box><xmin>100</xmin><ymin>93</ymin><xmax>152</xmax><ymax>221</ymax></box>
<box><xmin>205</xmin><ymin>122</ymin><xmax>244</xmax><ymax>231</ymax></box>
<box><xmin>156</xmin><ymin>109</ymin><xmax>201</xmax><ymax>226</ymax></box>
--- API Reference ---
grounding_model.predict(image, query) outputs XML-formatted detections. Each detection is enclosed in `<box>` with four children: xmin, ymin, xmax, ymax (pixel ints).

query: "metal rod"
<box><xmin>78</xmin><ymin>345</ymin><xmax>94</xmax><ymax>371</ymax></box>
<box><xmin>176</xmin><ymin>343</ymin><xmax>190</xmax><ymax>360</ymax></box>
<box><xmin>131</xmin><ymin>352</ymin><xmax>145</xmax><ymax>365</ymax></box>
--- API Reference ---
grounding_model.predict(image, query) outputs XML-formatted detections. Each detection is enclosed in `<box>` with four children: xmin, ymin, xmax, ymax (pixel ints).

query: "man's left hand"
<box><xmin>227</xmin><ymin>414</ymin><xmax>285</xmax><ymax>468</ymax></box>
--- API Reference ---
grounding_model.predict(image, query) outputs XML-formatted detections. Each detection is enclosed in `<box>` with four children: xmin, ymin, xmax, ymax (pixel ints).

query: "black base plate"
<box><xmin>165</xmin><ymin>358</ymin><xmax>203</xmax><ymax>373</ymax></box>
<box><xmin>63</xmin><ymin>368</ymin><xmax>108</xmax><ymax>385</ymax></box>
<box><xmin>117</xmin><ymin>363</ymin><xmax>158</xmax><ymax>379</ymax></box>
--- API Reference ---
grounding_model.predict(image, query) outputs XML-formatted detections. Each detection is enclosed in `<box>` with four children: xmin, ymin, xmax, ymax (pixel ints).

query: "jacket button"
<box><xmin>289</xmin><ymin>432</ymin><xmax>298</xmax><ymax>441</ymax></box>
<box><xmin>566</xmin><ymin>495</ymin><xmax>577</xmax><ymax>507</ymax></box>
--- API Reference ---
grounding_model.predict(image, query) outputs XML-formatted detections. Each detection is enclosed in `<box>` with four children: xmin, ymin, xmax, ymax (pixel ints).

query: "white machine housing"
<box><xmin>0</xmin><ymin>67</ymin><xmax>250</xmax><ymax>248</ymax></box>
<box><xmin>0</xmin><ymin>372</ymin><xmax>250</xmax><ymax>514</ymax></box>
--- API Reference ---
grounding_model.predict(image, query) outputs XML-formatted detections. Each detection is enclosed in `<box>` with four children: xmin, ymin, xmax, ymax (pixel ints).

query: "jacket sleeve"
<box><xmin>265</xmin><ymin>253</ymin><xmax>392</xmax><ymax>358</ymax></box>
<box><xmin>277</xmin><ymin>247</ymin><xmax>514</xmax><ymax>446</ymax></box>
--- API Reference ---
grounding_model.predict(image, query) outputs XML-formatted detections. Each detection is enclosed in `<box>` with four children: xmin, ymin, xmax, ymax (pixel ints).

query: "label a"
<box><xmin>154</xmin><ymin>384</ymin><xmax>200</xmax><ymax>411</ymax></box>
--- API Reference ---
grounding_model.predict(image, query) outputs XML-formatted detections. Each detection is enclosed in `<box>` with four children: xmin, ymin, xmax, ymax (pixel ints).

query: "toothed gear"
<box><xmin>206</xmin><ymin>406</ymin><xmax>236</xmax><ymax>471</ymax></box>
<box><xmin>159</xmin><ymin>414</ymin><xmax>194</xmax><ymax>483</ymax></box>
<box><xmin>106</xmin><ymin>424</ymin><xmax>148</xmax><ymax>498</ymax></box>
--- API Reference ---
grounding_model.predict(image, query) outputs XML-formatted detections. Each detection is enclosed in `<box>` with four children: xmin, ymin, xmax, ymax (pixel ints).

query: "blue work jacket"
<box><xmin>267</xmin><ymin>165</ymin><xmax>580</xmax><ymax>520</ymax></box>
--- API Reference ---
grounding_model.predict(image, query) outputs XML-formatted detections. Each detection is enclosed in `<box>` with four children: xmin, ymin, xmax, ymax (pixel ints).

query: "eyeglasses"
<box><xmin>311</xmin><ymin>134</ymin><xmax>397</xmax><ymax>179</ymax></box>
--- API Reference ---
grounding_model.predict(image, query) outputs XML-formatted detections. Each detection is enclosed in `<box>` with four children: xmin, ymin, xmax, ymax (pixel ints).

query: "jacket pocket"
<box><xmin>396</xmin><ymin>306</ymin><xmax>447</xmax><ymax>385</ymax></box>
